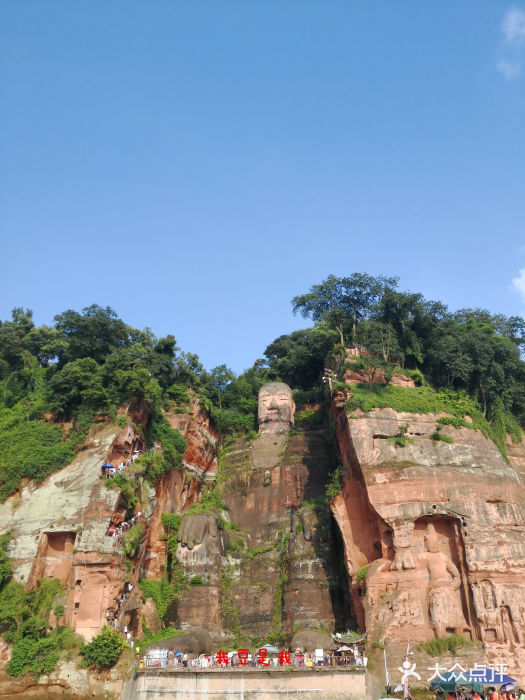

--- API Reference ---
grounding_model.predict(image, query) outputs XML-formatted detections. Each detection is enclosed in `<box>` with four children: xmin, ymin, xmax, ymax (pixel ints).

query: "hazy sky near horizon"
<box><xmin>1</xmin><ymin>2</ymin><xmax>525</xmax><ymax>373</ymax></box>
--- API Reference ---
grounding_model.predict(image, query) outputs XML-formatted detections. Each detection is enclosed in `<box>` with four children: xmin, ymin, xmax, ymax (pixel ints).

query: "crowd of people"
<box><xmin>141</xmin><ymin>648</ymin><xmax>367</xmax><ymax>671</ymax></box>
<box><xmin>105</xmin><ymin>582</ymin><xmax>136</xmax><ymax>645</ymax></box>
<box><xmin>436</xmin><ymin>690</ymin><xmax>525</xmax><ymax>700</ymax></box>
<box><xmin>101</xmin><ymin>448</ymin><xmax>144</xmax><ymax>479</ymax></box>
<box><xmin>105</xmin><ymin>510</ymin><xmax>143</xmax><ymax>541</ymax></box>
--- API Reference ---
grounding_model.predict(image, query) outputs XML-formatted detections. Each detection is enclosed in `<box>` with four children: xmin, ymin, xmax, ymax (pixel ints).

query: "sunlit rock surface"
<box><xmin>331</xmin><ymin>402</ymin><xmax>525</xmax><ymax>683</ymax></box>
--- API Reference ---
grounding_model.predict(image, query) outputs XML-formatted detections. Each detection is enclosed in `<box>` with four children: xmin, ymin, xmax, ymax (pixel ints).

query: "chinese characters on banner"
<box><xmin>212</xmin><ymin>649</ymin><xmax>293</xmax><ymax>666</ymax></box>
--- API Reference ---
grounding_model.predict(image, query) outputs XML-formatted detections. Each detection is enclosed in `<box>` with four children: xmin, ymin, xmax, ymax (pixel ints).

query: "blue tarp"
<box><xmin>260</xmin><ymin>645</ymin><xmax>280</xmax><ymax>654</ymax></box>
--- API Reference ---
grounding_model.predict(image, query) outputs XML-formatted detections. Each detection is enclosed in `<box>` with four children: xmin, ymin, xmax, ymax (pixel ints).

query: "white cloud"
<box><xmin>497</xmin><ymin>58</ymin><xmax>522</xmax><ymax>78</ymax></box>
<box><xmin>502</xmin><ymin>7</ymin><xmax>525</xmax><ymax>42</ymax></box>
<box><xmin>512</xmin><ymin>268</ymin><xmax>525</xmax><ymax>300</ymax></box>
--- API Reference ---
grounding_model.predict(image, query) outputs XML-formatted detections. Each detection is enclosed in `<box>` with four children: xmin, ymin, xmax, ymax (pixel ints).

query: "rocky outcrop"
<box><xmin>0</xmin><ymin>424</ymin><xmax>124</xmax><ymax>592</ymax></box>
<box><xmin>165</xmin><ymin>395</ymin><xmax>219</xmax><ymax>483</ymax></box>
<box><xmin>137</xmin><ymin>396</ymin><xmax>219</xmax><ymax>585</ymax></box>
<box><xmin>331</xmin><ymin>401</ymin><xmax>525</xmax><ymax>683</ymax></box>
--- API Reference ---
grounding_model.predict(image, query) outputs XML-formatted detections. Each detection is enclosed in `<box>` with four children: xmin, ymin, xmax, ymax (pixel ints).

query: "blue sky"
<box><xmin>1</xmin><ymin>2</ymin><xmax>525</xmax><ymax>372</ymax></box>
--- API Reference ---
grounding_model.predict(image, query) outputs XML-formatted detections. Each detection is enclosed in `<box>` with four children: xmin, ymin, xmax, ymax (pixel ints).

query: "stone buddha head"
<box><xmin>424</xmin><ymin>523</ymin><xmax>440</xmax><ymax>553</ymax></box>
<box><xmin>258</xmin><ymin>382</ymin><xmax>295</xmax><ymax>434</ymax></box>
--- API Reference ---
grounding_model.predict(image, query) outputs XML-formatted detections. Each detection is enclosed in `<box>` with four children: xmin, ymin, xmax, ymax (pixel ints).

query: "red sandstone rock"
<box><xmin>331</xmin><ymin>401</ymin><xmax>525</xmax><ymax>683</ymax></box>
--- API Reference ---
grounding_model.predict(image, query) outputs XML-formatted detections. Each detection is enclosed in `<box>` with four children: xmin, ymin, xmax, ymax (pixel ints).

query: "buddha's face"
<box><xmin>425</xmin><ymin>524</ymin><xmax>440</xmax><ymax>553</ymax></box>
<box><xmin>258</xmin><ymin>382</ymin><xmax>295</xmax><ymax>433</ymax></box>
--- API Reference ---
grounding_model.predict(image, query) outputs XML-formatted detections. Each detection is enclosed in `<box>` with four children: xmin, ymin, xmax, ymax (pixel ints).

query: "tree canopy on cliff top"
<box><xmin>0</xmin><ymin>275</ymin><xmax>524</xmax><ymax>498</ymax></box>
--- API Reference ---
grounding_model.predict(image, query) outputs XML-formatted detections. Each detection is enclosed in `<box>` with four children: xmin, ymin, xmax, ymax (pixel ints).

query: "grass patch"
<box><xmin>245</xmin><ymin>544</ymin><xmax>275</xmax><ymax>559</ymax></box>
<box><xmin>187</xmin><ymin>488</ymin><xmax>228</xmax><ymax>515</ymax></box>
<box><xmin>418</xmin><ymin>634</ymin><xmax>471</xmax><ymax>656</ymax></box>
<box><xmin>345</xmin><ymin>384</ymin><xmax>517</xmax><ymax>460</ymax></box>
<box><xmin>294</xmin><ymin>408</ymin><xmax>324</xmax><ymax>430</ymax></box>
<box><xmin>137</xmin><ymin>623</ymin><xmax>185</xmax><ymax>652</ymax></box>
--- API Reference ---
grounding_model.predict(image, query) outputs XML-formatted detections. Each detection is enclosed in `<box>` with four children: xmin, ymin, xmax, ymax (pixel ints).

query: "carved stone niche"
<box><xmin>414</xmin><ymin>516</ymin><xmax>473</xmax><ymax>640</ymax></box>
<box><xmin>473</xmin><ymin>581</ymin><xmax>525</xmax><ymax>646</ymax></box>
<box><xmin>472</xmin><ymin>580</ymin><xmax>504</xmax><ymax>643</ymax></box>
<box><xmin>28</xmin><ymin>531</ymin><xmax>76</xmax><ymax>587</ymax></box>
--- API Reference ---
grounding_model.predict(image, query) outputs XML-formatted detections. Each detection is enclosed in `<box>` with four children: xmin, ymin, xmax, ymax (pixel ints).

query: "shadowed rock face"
<box><xmin>258</xmin><ymin>382</ymin><xmax>295</xmax><ymax>434</ymax></box>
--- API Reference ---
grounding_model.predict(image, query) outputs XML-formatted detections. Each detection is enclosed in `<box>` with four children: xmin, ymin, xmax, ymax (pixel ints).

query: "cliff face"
<box><xmin>221</xmin><ymin>429</ymin><xmax>350</xmax><ymax>639</ymax></box>
<box><xmin>331</xmin><ymin>402</ymin><xmax>525</xmax><ymax>680</ymax></box>
<box><xmin>0</xmin><ymin>424</ymin><xmax>127</xmax><ymax>636</ymax></box>
<box><xmin>138</xmin><ymin>396</ymin><xmax>219</xmax><ymax>584</ymax></box>
<box><xmin>0</xmin><ymin>394</ymin><xmax>219</xmax><ymax>697</ymax></box>
<box><xmin>168</xmin><ymin>426</ymin><xmax>352</xmax><ymax>643</ymax></box>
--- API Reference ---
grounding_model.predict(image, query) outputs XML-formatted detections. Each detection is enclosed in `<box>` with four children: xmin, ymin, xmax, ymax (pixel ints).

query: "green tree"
<box><xmin>80</xmin><ymin>626</ymin><xmax>125</xmax><ymax>668</ymax></box>
<box><xmin>373</xmin><ymin>289</ymin><xmax>448</xmax><ymax>368</ymax></box>
<box><xmin>47</xmin><ymin>357</ymin><xmax>108</xmax><ymax>415</ymax></box>
<box><xmin>353</xmin><ymin>320</ymin><xmax>403</xmax><ymax>387</ymax></box>
<box><xmin>263</xmin><ymin>327</ymin><xmax>338</xmax><ymax>389</ymax></box>
<box><xmin>292</xmin><ymin>273</ymin><xmax>398</xmax><ymax>346</ymax></box>
<box><xmin>53</xmin><ymin>305</ymin><xmax>130</xmax><ymax>365</ymax></box>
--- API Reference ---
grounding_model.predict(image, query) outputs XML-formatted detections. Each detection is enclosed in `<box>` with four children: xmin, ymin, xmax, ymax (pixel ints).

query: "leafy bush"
<box><xmin>150</xmin><ymin>417</ymin><xmax>187</xmax><ymax>467</ymax></box>
<box><xmin>430</xmin><ymin>425</ymin><xmax>454</xmax><ymax>444</ymax></box>
<box><xmin>187</xmin><ymin>488</ymin><xmax>228</xmax><ymax>515</ymax></box>
<box><xmin>212</xmin><ymin>408</ymin><xmax>255</xmax><ymax>435</ymax></box>
<box><xmin>189</xmin><ymin>576</ymin><xmax>203</xmax><ymax>586</ymax></box>
<box><xmin>104</xmin><ymin>474</ymin><xmax>138</xmax><ymax>512</ymax></box>
<box><xmin>0</xmin><ymin>408</ymin><xmax>74</xmax><ymax>501</ymax></box>
<box><xmin>387</xmin><ymin>424</ymin><xmax>413</xmax><ymax>448</ymax></box>
<box><xmin>505</xmin><ymin>410</ymin><xmax>523</xmax><ymax>444</ymax></box>
<box><xmin>167</xmin><ymin>384</ymin><xmax>190</xmax><ymax>405</ymax></box>
<box><xmin>8</xmin><ymin>636</ymin><xmax>59</xmax><ymax>677</ymax></box>
<box><xmin>0</xmin><ymin>532</ymin><xmax>12</xmax><ymax>586</ymax></box>
<box><xmin>133</xmin><ymin>451</ymin><xmax>171</xmax><ymax>484</ymax></box>
<box><xmin>403</xmin><ymin>368</ymin><xmax>425</xmax><ymax>386</ymax></box>
<box><xmin>121</xmin><ymin>524</ymin><xmax>143</xmax><ymax>558</ymax></box>
<box><xmin>326</xmin><ymin>466</ymin><xmax>342</xmax><ymax>501</ymax></box>
<box><xmin>80</xmin><ymin>626</ymin><xmax>125</xmax><ymax>668</ymax></box>
<box><xmin>227</xmin><ymin>534</ymin><xmax>247</xmax><ymax>553</ymax></box>
<box><xmin>0</xmin><ymin>575</ymin><xmax>76</xmax><ymax>678</ymax></box>
<box><xmin>356</xmin><ymin>565</ymin><xmax>369</xmax><ymax>581</ymax></box>
<box><xmin>437</xmin><ymin>416</ymin><xmax>468</xmax><ymax>429</ymax></box>
<box><xmin>139</xmin><ymin>576</ymin><xmax>176</xmax><ymax>619</ymax></box>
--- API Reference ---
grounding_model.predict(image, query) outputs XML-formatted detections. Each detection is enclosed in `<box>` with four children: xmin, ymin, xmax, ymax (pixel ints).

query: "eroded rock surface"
<box><xmin>331</xmin><ymin>403</ymin><xmax>525</xmax><ymax>682</ymax></box>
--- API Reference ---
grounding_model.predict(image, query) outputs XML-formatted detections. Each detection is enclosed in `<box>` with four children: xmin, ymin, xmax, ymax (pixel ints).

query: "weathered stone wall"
<box><xmin>331</xmin><ymin>402</ymin><xmax>525</xmax><ymax>683</ymax></box>
<box><xmin>133</xmin><ymin>668</ymin><xmax>368</xmax><ymax>700</ymax></box>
